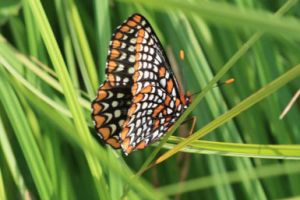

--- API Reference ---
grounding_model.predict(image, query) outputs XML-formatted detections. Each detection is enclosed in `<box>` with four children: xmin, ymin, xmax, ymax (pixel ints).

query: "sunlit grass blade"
<box><xmin>0</xmin><ymin>68</ymin><xmax>52</xmax><ymax>198</ymax></box>
<box><xmin>0</xmin><ymin>170</ymin><xmax>6</xmax><ymax>200</ymax></box>
<box><xmin>0</xmin><ymin>115</ymin><xmax>27</xmax><ymax>197</ymax></box>
<box><xmin>54</xmin><ymin>0</ymin><xmax>79</xmax><ymax>92</ymax></box>
<box><xmin>63</xmin><ymin>0</ymin><xmax>98</xmax><ymax>97</ymax></box>
<box><xmin>159</xmin><ymin>161</ymin><xmax>300</xmax><ymax>196</ymax></box>
<box><xmin>94</xmin><ymin>0</ymin><xmax>111</xmax><ymax>82</ymax></box>
<box><xmin>165</xmin><ymin>137</ymin><xmax>300</xmax><ymax>159</ymax></box>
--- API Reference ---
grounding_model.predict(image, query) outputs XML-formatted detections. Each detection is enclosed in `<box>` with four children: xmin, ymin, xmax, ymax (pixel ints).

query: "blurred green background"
<box><xmin>1</xmin><ymin>0</ymin><xmax>300</xmax><ymax>199</ymax></box>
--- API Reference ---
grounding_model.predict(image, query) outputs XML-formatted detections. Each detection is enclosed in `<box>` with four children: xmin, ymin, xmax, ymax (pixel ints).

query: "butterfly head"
<box><xmin>185</xmin><ymin>91</ymin><xmax>192</xmax><ymax>106</ymax></box>
<box><xmin>180</xmin><ymin>91</ymin><xmax>192</xmax><ymax>108</ymax></box>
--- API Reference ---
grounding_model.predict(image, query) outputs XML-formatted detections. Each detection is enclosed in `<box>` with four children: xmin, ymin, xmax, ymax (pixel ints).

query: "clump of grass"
<box><xmin>0</xmin><ymin>0</ymin><xmax>300</xmax><ymax>199</ymax></box>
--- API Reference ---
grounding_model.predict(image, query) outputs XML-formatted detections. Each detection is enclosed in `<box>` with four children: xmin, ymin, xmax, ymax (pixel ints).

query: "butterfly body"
<box><xmin>91</xmin><ymin>14</ymin><xmax>190</xmax><ymax>155</ymax></box>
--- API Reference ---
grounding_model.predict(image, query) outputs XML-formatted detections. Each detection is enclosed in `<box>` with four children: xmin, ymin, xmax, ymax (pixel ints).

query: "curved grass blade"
<box><xmin>159</xmin><ymin>161</ymin><xmax>300</xmax><ymax>196</ymax></box>
<box><xmin>165</xmin><ymin>137</ymin><xmax>300</xmax><ymax>159</ymax></box>
<box><xmin>0</xmin><ymin>68</ymin><xmax>52</xmax><ymax>198</ymax></box>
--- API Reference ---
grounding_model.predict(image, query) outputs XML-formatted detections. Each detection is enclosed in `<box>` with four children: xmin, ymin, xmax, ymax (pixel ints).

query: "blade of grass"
<box><xmin>165</xmin><ymin>137</ymin><xmax>300</xmax><ymax>159</ymax></box>
<box><xmin>54</xmin><ymin>0</ymin><xmax>79</xmax><ymax>92</ymax></box>
<box><xmin>159</xmin><ymin>161</ymin><xmax>300</xmax><ymax>196</ymax></box>
<box><xmin>94</xmin><ymin>0</ymin><xmax>111</xmax><ymax>82</ymax></box>
<box><xmin>0</xmin><ymin>114</ymin><xmax>28</xmax><ymax>197</ymax></box>
<box><xmin>0</xmin><ymin>67</ymin><xmax>52</xmax><ymax>198</ymax></box>
<box><xmin>64</xmin><ymin>0</ymin><xmax>98</xmax><ymax>97</ymax></box>
<box><xmin>0</xmin><ymin>169</ymin><xmax>6</xmax><ymax>200</ymax></box>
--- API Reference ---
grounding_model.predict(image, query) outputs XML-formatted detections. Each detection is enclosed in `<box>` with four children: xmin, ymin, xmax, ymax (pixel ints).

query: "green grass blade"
<box><xmin>159</xmin><ymin>161</ymin><xmax>300</xmax><ymax>196</ymax></box>
<box><xmin>94</xmin><ymin>0</ymin><xmax>111</xmax><ymax>82</ymax></box>
<box><xmin>0</xmin><ymin>114</ymin><xmax>28</xmax><ymax>197</ymax></box>
<box><xmin>0</xmin><ymin>68</ymin><xmax>52</xmax><ymax>198</ymax></box>
<box><xmin>165</xmin><ymin>137</ymin><xmax>300</xmax><ymax>159</ymax></box>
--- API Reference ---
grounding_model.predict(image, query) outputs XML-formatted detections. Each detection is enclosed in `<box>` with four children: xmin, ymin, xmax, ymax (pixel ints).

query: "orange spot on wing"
<box><xmin>136</xmin><ymin>43</ymin><xmax>142</xmax><ymax>53</ymax></box>
<box><xmin>138</xmin><ymin>29</ymin><xmax>145</xmax><ymax>37</ymax></box>
<box><xmin>153</xmin><ymin>120</ymin><xmax>160</xmax><ymax>129</ymax></box>
<box><xmin>120</xmin><ymin>127</ymin><xmax>129</xmax><ymax>140</ymax></box>
<box><xmin>115</xmin><ymin>32</ymin><xmax>123</xmax><ymax>39</ymax></box>
<box><xmin>94</xmin><ymin>115</ymin><xmax>105</xmax><ymax>127</ymax></box>
<box><xmin>136</xmin><ymin>141</ymin><xmax>146</xmax><ymax>150</ymax></box>
<box><xmin>122</xmin><ymin>138</ymin><xmax>133</xmax><ymax>155</ymax></box>
<box><xmin>108</xmin><ymin>74</ymin><xmax>115</xmax><ymax>83</ymax></box>
<box><xmin>127</xmin><ymin>20</ymin><xmax>137</xmax><ymax>27</ymax></box>
<box><xmin>108</xmin><ymin>61</ymin><xmax>117</xmax><ymax>72</ymax></box>
<box><xmin>137</xmin><ymin>29</ymin><xmax>145</xmax><ymax>43</ymax></box>
<box><xmin>163</xmin><ymin>109</ymin><xmax>167</xmax><ymax>115</ymax></box>
<box><xmin>153</xmin><ymin>105</ymin><xmax>164</xmax><ymax>117</ymax></box>
<box><xmin>141</xmin><ymin>85</ymin><xmax>152</xmax><ymax>93</ymax></box>
<box><xmin>92</xmin><ymin>103</ymin><xmax>102</xmax><ymax>114</ymax></box>
<box><xmin>112</xmin><ymin>40</ymin><xmax>121</xmax><ymax>48</ymax></box>
<box><xmin>132</xmin><ymin>83</ymin><xmax>138</xmax><ymax>95</ymax></box>
<box><xmin>159</xmin><ymin>67</ymin><xmax>166</xmax><ymax>77</ymax></box>
<box><xmin>128</xmin><ymin>104</ymin><xmax>137</xmax><ymax>116</ymax></box>
<box><xmin>133</xmin><ymin>93</ymin><xmax>144</xmax><ymax>103</ymax></box>
<box><xmin>133</xmin><ymin>71</ymin><xmax>139</xmax><ymax>82</ymax></box>
<box><xmin>120</xmin><ymin>25</ymin><xmax>130</xmax><ymax>33</ymax></box>
<box><xmin>175</xmin><ymin>99</ymin><xmax>180</xmax><ymax>107</ymax></box>
<box><xmin>164</xmin><ymin>95</ymin><xmax>171</xmax><ymax>106</ymax></box>
<box><xmin>110</xmin><ymin>49</ymin><xmax>120</xmax><ymax>59</ymax></box>
<box><xmin>134</xmin><ymin>62</ymin><xmax>139</xmax><ymax>71</ymax></box>
<box><xmin>167</xmin><ymin>79</ymin><xmax>174</xmax><ymax>94</ymax></box>
<box><xmin>133</xmin><ymin>15</ymin><xmax>142</xmax><ymax>23</ymax></box>
<box><xmin>98</xmin><ymin>127</ymin><xmax>110</xmax><ymax>140</ymax></box>
<box><xmin>166</xmin><ymin>116</ymin><xmax>172</xmax><ymax>122</ymax></box>
<box><xmin>98</xmin><ymin>90</ymin><xmax>107</xmax><ymax>100</ymax></box>
<box><xmin>101</xmin><ymin>81</ymin><xmax>111</xmax><ymax>89</ymax></box>
<box><xmin>106</xmin><ymin>138</ymin><xmax>121</xmax><ymax>149</ymax></box>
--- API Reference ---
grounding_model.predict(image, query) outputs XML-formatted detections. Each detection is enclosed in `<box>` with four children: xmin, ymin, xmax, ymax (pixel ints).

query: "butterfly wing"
<box><xmin>119</xmin><ymin>15</ymin><xmax>189</xmax><ymax>154</ymax></box>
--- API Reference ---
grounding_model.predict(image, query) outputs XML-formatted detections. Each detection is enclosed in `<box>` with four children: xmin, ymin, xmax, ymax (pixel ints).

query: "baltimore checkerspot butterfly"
<box><xmin>91</xmin><ymin>14</ymin><xmax>191</xmax><ymax>155</ymax></box>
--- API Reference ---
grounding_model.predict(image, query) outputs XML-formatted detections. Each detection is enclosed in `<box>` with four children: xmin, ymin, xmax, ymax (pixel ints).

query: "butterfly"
<box><xmin>91</xmin><ymin>13</ymin><xmax>191</xmax><ymax>155</ymax></box>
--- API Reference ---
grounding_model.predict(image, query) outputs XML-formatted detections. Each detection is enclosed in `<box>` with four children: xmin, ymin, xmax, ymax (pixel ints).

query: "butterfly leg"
<box><xmin>180</xmin><ymin>116</ymin><xmax>197</xmax><ymax>136</ymax></box>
